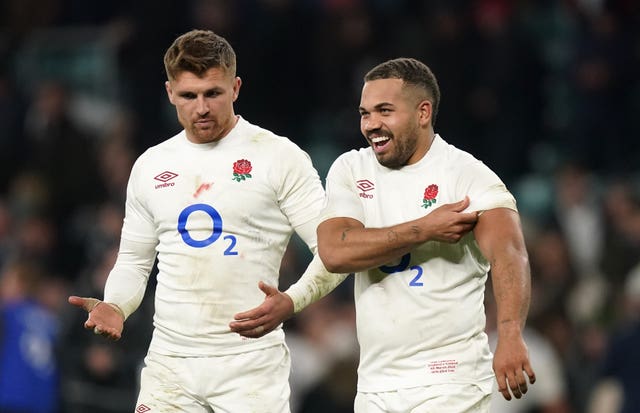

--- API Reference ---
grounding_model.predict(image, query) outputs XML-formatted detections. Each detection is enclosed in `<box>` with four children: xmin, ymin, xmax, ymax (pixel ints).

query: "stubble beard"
<box><xmin>376</xmin><ymin>131</ymin><xmax>419</xmax><ymax>169</ymax></box>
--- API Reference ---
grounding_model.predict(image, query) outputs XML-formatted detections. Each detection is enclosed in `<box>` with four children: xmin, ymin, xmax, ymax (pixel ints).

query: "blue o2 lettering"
<box><xmin>408</xmin><ymin>265</ymin><xmax>424</xmax><ymax>286</ymax></box>
<box><xmin>223</xmin><ymin>235</ymin><xmax>239</xmax><ymax>255</ymax></box>
<box><xmin>178</xmin><ymin>204</ymin><xmax>224</xmax><ymax>248</ymax></box>
<box><xmin>379</xmin><ymin>253</ymin><xmax>424</xmax><ymax>287</ymax></box>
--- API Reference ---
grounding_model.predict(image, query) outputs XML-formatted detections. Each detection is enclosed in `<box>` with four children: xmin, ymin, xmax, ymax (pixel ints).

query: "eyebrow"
<box><xmin>359</xmin><ymin>102</ymin><xmax>394</xmax><ymax>112</ymax></box>
<box><xmin>178</xmin><ymin>86</ymin><xmax>223</xmax><ymax>96</ymax></box>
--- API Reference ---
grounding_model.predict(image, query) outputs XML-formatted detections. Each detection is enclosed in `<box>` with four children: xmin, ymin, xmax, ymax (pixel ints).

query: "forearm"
<box><xmin>104</xmin><ymin>237</ymin><xmax>157</xmax><ymax>320</ymax></box>
<box><xmin>318</xmin><ymin>198</ymin><xmax>478</xmax><ymax>273</ymax></box>
<box><xmin>490</xmin><ymin>250</ymin><xmax>531</xmax><ymax>334</ymax></box>
<box><xmin>318</xmin><ymin>218</ymin><xmax>426</xmax><ymax>273</ymax></box>
<box><xmin>284</xmin><ymin>254</ymin><xmax>349</xmax><ymax>313</ymax></box>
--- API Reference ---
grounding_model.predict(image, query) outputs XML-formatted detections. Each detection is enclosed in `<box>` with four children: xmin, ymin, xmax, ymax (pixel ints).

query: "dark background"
<box><xmin>1</xmin><ymin>1</ymin><xmax>639</xmax><ymax>412</ymax></box>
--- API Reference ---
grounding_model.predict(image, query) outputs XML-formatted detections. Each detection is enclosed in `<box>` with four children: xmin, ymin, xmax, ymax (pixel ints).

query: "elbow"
<box><xmin>318</xmin><ymin>246</ymin><xmax>349</xmax><ymax>273</ymax></box>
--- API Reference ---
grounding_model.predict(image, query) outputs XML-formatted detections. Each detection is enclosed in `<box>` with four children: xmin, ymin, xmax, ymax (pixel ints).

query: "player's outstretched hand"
<box><xmin>422</xmin><ymin>196</ymin><xmax>479</xmax><ymax>243</ymax></box>
<box><xmin>229</xmin><ymin>281</ymin><xmax>294</xmax><ymax>338</ymax></box>
<box><xmin>493</xmin><ymin>331</ymin><xmax>536</xmax><ymax>401</ymax></box>
<box><xmin>68</xmin><ymin>296</ymin><xmax>125</xmax><ymax>341</ymax></box>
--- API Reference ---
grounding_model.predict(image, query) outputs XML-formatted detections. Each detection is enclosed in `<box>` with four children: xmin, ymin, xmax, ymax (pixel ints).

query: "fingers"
<box><xmin>498</xmin><ymin>368</ymin><xmax>535</xmax><ymax>401</ymax></box>
<box><xmin>525</xmin><ymin>362</ymin><xmax>537</xmax><ymax>385</ymax></box>
<box><xmin>258</xmin><ymin>281</ymin><xmax>277</xmax><ymax>296</ymax></box>
<box><xmin>229</xmin><ymin>313</ymin><xmax>267</xmax><ymax>332</ymax></box>
<box><xmin>495</xmin><ymin>373</ymin><xmax>510</xmax><ymax>401</ymax></box>
<box><xmin>233</xmin><ymin>305</ymin><xmax>264</xmax><ymax>321</ymax></box>
<box><xmin>85</xmin><ymin>318</ymin><xmax>122</xmax><ymax>341</ymax></box>
<box><xmin>460</xmin><ymin>211</ymin><xmax>480</xmax><ymax>224</ymax></box>
<box><xmin>230</xmin><ymin>318</ymin><xmax>271</xmax><ymax>338</ymax></box>
<box><xmin>91</xmin><ymin>325</ymin><xmax>122</xmax><ymax>341</ymax></box>
<box><xmin>71</xmin><ymin>296</ymin><xmax>123</xmax><ymax>341</ymax></box>
<box><xmin>68</xmin><ymin>296</ymin><xmax>101</xmax><ymax>312</ymax></box>
<box><xmin>234</xmin><ymin>282</ymin><xmax>276</xmax><ymax>320</ymax></box>
<box><xmin>507</xmin><ymin>370</ymin><xmax>524</xmax><ymax>399</ymax></box>
<box><xmin>450</xmin><ymin>196</ymin><xmax>470</xmax><ymax>212</ymax></box>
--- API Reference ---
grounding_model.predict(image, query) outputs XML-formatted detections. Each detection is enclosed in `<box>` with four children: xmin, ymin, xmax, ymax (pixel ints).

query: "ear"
<box><xmin>417</xmin><ymin>100</ymin><xmax>432</xmax><ymax>127</ymax></box>
<box><xmin>233</xmin><ymin>77</ymin><xmax>242</xmax><ymax>102</ymax></box>
<box><xmin>165</xmin><ymin>81</ymin><xmax>175</xmax><ymax>105</ymax></box>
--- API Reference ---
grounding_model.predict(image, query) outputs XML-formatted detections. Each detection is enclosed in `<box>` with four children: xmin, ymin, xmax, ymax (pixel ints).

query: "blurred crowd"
<box><xmin>0</xmin><ymin>0</ymin><xmax>639</xmax><ymax>412</ymax></box>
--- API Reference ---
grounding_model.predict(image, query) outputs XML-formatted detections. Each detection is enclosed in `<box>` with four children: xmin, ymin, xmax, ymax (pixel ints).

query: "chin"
<box><xmin>378</xmin><ymin>157</ymin><xmax>402</xmax><ymax>169</ymax></box>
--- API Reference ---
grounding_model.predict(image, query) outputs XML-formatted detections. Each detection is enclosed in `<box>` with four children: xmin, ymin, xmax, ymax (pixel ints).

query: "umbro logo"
<box><xmin>154</xmin><ymin>171</ymin><xmax>178</xmax><ymax>189</ymax></box>
<box><xmin>135</xmin><ymin>404</ymin><xmax>151</xmax><ymax>412</ymax></box>
<box><xmin>356</xmin><ymin>179</ymin><xmax>374</xmax><ymax>199</ymax></box>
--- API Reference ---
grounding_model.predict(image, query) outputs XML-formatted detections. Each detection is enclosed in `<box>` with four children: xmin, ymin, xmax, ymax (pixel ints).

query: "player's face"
<box><xmin>359</xmin><ymin>78</ymin><xmax>427</xmax><ymax>169</ymax></box>
<box><xmin>166</xmin><ymin>67</ymin><xmax>241</xmax><ymax>144</ymax></box>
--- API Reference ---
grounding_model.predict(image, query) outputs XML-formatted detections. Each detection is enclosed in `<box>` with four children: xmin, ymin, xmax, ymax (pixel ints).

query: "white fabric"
<box><xmin>104</xmin><ymin>116</ymin><xmax>327</xmax><ymax>356</ymax></box>
<box><xmin>285</xmin><ymin>253</ymin><xmax>349</xmax><ymax>313</ymax></box>
<box><xmin>354</xmin><ymin>383</ymin><xmax>491</xmax><ymax>413</ymax></box>
<box><xmin>104</xmin><ymin>237</ymin><xmax>156</xmax><ymax>319</ymax></box>
<box><xmin>137</xmin><ymin>345</ymin><xmax>291</xmax><ymax>413</ymax></box>
<box><xmin>322</xmin><ymin>134</ymin><xmax>516</xmax><ymax>393</ymax></box>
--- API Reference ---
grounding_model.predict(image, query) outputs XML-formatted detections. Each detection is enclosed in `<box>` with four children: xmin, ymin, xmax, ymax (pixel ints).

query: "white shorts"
<box><xmin>135</xmin><ymin>344</ymin><xmax>291</xmax><ymax>413</ymax></box>
<box><xmin>354</xmin><ymin>383</ymin><xmax>492</xmax><ymax>413</ymax></box>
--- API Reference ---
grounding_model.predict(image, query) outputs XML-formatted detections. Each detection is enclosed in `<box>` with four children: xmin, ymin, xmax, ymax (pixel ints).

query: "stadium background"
<box><xmin>1</xmin><ymin>0</ymin><xmax>639</xmax><ymax>412</ymax></box>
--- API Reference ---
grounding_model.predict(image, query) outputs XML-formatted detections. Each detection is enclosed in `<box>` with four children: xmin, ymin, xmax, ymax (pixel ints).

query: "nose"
<box><xmin>363</xmin><ymin>114</ymin><xmax>381</xmax><ymax>132</ymax></box>
<box><xmin>196</xmin><ymin>96</ymin><xmax>209</xmax><ymax>116</ymax></box>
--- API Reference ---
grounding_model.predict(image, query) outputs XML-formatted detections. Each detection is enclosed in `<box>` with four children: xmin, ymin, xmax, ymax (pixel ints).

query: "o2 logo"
<box><xmin>177</xmin><ymin>204</ymin><xmax>238</xmax><ymax>255</ymax></box>
<box><xmin>379</xmin><ymin>253</ymin><xmax>424</xmax><ymax>286</ymax></box>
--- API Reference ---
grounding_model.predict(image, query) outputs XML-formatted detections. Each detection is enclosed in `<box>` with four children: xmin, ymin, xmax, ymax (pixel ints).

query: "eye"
<box><xmin>180</xmin><ymin>92</ymin><xmax>197</xmax><ymax>100</ymax></box>
<box><xmin>205</xmin><ymin>90</ymin><xmax>221</xmax><ymax>98</ymax></box>
<box><xmin>380</xmin><ymin>108</ymin><xmax>392</xmax><ymax>114</ymax></box>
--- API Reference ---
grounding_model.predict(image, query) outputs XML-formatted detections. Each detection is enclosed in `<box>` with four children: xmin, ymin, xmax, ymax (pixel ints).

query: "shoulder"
<box><xmin>136</xmin><ymin>131</ymin><xmax>184</xmax><ymax>161</ymax></box>
<box><xmin>333</xmin><ymin>147</ymin><xmax>373</xmax><ymax>168</ymax></box>
<box><xmin>435</xmin><ymin>135</ymin><xmax>499</xmax><ymax>177</ymax></box>
<box><xmin>241</xmin><ymin>118</ymin><xmax>310</xmax><ymax>155</ymax></box>
<box><xmin>436</xmin><ymin>135</ymin><xmax>482</xmax><ymax>166</ymax></box>
<box><xmin>127</xmin><ymin>132</ymin><xmax>184</xmax><ymax>181</ymax></box>
<box><xmin>324</xmin><ymin>147</ymin><xmax>373</xmax><ymax>185</ymax></box>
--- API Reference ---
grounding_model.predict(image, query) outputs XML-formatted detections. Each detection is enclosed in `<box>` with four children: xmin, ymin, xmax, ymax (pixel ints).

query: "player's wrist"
<box><xmin>281</xmin><ymin>292</ymin><xmax>295</xmax><ymax>317</ymax></box>
<box><xmin>104</xmin><ymin>302</ymin><xmax>126</xmax><ymax>321</ymax></box>
<box><xmin>282</xmin><ymin>288</ymin><xmax>306</xmax><ymax>314</ymax></box>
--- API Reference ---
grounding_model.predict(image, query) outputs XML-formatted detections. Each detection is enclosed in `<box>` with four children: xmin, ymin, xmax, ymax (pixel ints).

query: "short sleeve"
<box><xmin>322</xmin><ymin>153</ymin><xmax>365</xmax><ymax>223</ymax></box>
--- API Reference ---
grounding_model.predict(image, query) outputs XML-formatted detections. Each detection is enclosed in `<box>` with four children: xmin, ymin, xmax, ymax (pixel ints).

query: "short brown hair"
<box><xmin>163</xmin><ymin>30</ymin><xmax>236</xmax><ymax>80</ymax></box>
<box><xmin>364</xmin><ymin>58</ymin><xmax>440</xmax><ymax>126</ymax></box>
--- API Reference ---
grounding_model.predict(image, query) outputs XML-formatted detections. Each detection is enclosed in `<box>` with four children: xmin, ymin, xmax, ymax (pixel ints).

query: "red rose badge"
<box><xmin>232</xmin><ymin>159</ymin><xmax>252</xmax><ymax>182</ymax></box>
<box><xmin>422</xmin><ymin>184</ymin><xmax>438</xmax><ymax>209</ymax></box>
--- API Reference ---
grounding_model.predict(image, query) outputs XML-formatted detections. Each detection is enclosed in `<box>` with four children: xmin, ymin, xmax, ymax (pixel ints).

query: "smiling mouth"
<box><xmin>371</xmin><ymin>136</ymin><xmax>391</xmax><ymax>152</ymax></box>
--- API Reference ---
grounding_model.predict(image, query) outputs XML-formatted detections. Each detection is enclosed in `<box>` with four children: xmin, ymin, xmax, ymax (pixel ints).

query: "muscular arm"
<box><xmin>474</xmin><ymin>207</ymin><xmax>536</xmax><ymax>400</ymax></box>
<box><xmin>317</xmin><ymin>197</ymin><xmax>478</xmax><ymax>273</ymax></box>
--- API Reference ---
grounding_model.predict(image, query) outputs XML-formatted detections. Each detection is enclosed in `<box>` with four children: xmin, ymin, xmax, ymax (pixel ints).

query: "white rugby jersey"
<box><xmin>106</xmin><ymin>117</ymin><xmax>325</xmax><ymax>356</ymax></box>
<box><xmin>322</xmin><ymin>134</ymin><xmax>517</xmax><ymax>393</ymax></box>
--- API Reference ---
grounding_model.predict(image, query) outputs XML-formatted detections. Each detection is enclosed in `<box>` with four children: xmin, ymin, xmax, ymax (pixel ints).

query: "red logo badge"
<box><xmin>422</xmin><ymin>184</ymin><xmax>438</xmax><ymax>209</ymax></box>
<box><xmin>135</xmin><ymin>404</ymin><xmax>151</xmax><ymax>412</ymax></box>
<box><xmin>232</xmin><ymin>159</ymin><xmax>252</xmax><ymax>182</ymax></box>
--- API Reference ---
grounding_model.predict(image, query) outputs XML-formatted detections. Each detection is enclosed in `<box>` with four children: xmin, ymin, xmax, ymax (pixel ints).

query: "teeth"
<box><xmin>371</xmin><ymin>136</ymin><xmax>390</xmax><ymax>143</ymax></box>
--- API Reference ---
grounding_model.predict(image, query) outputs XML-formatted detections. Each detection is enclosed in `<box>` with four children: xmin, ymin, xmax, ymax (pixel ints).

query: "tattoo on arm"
<box><xmin>387</xmin><ymin>230</ymin><xmax>398</xmax><ymax>243</ymax></box>
<box><xmin>341</xmin><ymin>228</ymin><xmax>351</xmax><ymax>241</ymax></box>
